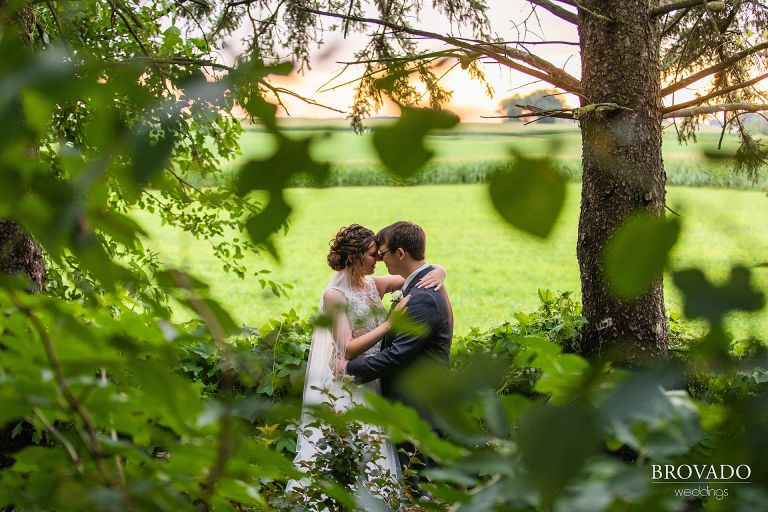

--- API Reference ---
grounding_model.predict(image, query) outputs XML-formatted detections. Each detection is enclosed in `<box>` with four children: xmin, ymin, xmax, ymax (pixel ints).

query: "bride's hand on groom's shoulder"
<box><xmin>416</xmin><ymin>267</ymin><xmax>446</xmax><ymax>291</ymax></box>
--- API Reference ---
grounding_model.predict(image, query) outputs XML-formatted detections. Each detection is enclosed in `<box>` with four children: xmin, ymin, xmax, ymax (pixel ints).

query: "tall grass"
<box><xmin>199</xmin><ymin>121</ymin><xmax>766</xmax><ymax>190</ymax></box>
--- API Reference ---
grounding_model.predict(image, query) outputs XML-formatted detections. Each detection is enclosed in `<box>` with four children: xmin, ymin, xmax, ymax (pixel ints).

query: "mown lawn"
<box><xmin>136</xmin><ymin>183</ymin><xmax>768</xmax><ymax>338</ymax></box>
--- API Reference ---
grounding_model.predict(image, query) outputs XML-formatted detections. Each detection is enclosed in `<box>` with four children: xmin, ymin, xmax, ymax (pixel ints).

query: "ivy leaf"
<box><xmin>604</xmin><ymin>214</ymin><xmax>681</xmax><ymax>300</ymax></box>
<box><xmin>372</xmin><ymin>107</ymin><xmax>459</xmax><ymax>179</ymax></box>
<box><xmin>672</xmin><ymin>265</ymin><xmax>765</xmax><ymax>323</ymax></box>
<box><xmin>488</xmin><ymin>153</ymin><xmax>566</xmax><ymax>238</ymax></box>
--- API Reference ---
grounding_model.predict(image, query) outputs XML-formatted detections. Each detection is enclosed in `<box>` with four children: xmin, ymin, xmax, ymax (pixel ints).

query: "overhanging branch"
<box><xmin>662</xmin><ymin>42</ymin><xmax>768</xmax><ymax>97</ymax></box>
<box><xmin>663</xmin><ymin>102</ymin><xmax>768</xmax><ymax>118</ymax></box>
<box><xmin>650</xmin><ymin>0</ymin><xmax>727</xmax><ymax>17</ymax></box>
<box><xmin>663</xmin><ymin>72</ymin><xmax>768</xmax><ymax>113</ymax></box>
<box><xmin>303</xmin><ymin>7</ymin><xmax>582</xmax><ymax>94</ymax></box>
<box><xmin>526</xmin><ymin>0</ymin><xmax>578</xmax><ymax>25</ymax></box>
<box><xmin>483</xmin><ymin>102</ymin><xmax>632</xmax><ymax>122</ymax></box>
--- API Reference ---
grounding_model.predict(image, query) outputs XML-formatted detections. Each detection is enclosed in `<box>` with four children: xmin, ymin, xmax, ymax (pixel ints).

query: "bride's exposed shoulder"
<box><xmin>322</xmin><ymin>287</ymin><xmax>347</xmax><ymax>308</ymax></box>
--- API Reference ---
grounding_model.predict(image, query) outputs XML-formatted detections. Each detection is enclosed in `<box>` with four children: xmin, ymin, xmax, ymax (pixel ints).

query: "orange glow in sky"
<box><xmin>229</xmin><ymin>1</ymin><xmax>738</xmax><ymax>123</ymax></box>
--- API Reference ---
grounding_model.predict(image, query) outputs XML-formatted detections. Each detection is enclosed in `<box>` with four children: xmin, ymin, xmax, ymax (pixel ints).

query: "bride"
<box><xmin>289</xmin><ymin>224</ymin><xmax>445</xmax><ymax>495</ymax></box>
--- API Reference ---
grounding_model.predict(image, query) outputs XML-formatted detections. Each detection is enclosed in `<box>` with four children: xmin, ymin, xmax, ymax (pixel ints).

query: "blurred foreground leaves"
<box><xmin>2</xmin><ymin>5</ymin><xmax>768</xmax><ymax>509</ymax></box>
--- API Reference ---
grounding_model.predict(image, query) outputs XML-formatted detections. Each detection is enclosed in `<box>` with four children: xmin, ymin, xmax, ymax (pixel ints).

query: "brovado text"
<box><xmin>652</xmin><ymin>464</ymin><xmax>751</xmax><ymax>481</ymax></box>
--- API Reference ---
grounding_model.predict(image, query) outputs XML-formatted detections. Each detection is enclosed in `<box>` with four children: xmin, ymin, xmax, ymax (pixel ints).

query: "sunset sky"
<box><xmin>225</xmin><ymin>1</ymin><xmax>721</xmax><ymax>122</ymax></box>
<box><xmin>231</xmin><ymin>0</ymin><xmax>581</xmax><ymax>122</ymax></box>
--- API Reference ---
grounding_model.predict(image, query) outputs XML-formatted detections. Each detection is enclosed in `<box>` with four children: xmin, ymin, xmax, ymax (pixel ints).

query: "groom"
<box><xmin>336</xmin><ymin>221</ymin><xmax>454</xmax><ymax>487</ymax></box>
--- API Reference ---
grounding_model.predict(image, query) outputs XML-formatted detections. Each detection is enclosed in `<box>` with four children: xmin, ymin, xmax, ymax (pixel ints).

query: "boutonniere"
<box><xmin>390</xmin><ymin>290</ymin><xmax>404</xmax><ymax>307</ymax></box>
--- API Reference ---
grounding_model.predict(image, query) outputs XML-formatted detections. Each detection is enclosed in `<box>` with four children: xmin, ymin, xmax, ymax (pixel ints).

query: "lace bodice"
<box><xmin>341</xmin><ymin>277</ymin><xmax>387</xmax><ymax>357</ymax></box>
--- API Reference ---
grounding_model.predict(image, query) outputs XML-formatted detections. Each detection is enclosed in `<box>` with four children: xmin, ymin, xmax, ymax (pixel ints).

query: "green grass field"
<box><xmin>136</xmin><ymin>182</ymin><xmax>768</xmax><ymax>339</ymax></box>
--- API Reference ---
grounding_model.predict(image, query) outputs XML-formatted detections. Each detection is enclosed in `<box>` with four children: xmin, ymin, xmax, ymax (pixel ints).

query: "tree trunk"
<box><xmin>576</xmin><ymin>0</ymin><xmax>668</xmax><ymax>364</ymax></box>
<box><xmin>0</xmin><ymin>220</ymin><xmax>45</xmax><ymax>293</ymax></box>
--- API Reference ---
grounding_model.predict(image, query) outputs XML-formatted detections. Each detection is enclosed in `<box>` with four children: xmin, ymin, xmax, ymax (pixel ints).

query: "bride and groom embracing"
<box><xmin>290</xmin><ymin>220</ymin><xmax>454</xmax><ymax>500</ymax></box>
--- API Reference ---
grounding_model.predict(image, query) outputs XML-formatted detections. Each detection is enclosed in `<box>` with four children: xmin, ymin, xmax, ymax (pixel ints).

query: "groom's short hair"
<box><xmin>376</xmin><ymin>221</ymin><xmax>426</xmax><ymax>260</ymax></box>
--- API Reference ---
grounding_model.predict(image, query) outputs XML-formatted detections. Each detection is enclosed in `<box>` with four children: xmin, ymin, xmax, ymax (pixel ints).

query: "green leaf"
<box><xmin>372</xmin><ymin>107</ymin><xmax>459</xmax><ymax>178</ymax></box>
<box><xmin>344</xmin><ymin>392</ymin><xmax>468</xmax><ymax>462</ymax></box>
<box><xmin>396</xmin><ymin>355</ymin><xmax>509</xmax><ymax>442</ymax></box>
<box><xmin>488</xmin><ymin>153</ymin><xmax>566</xmax><ymax>238</ymax></box>
<box><xmin>672</xmin><ymin>265</ymin><xmax>765</xmax><ymax>323</ymax></box>
<box><xmin>131</xmin><ymin>126</ymin><xmax>176</xmax><ymax>185</ymax></box>
<box><xmin>157</xmin><ymin>269</ymin><xmax>210</xmax><ymax>290</ymax></box>
<box><xmin>517</xmin><ymin>402</ymin><xmax>600</xmax><ymax>499</ymax></box>
<box><xmin>513</xmin><ymin>336</ymin><xmax>589</xmax><ymax>404</ymax></box>
<box><xmin>388</xmin><ymin>309</ymin><xmax>428</xmax><ymax>337</ymax></box>
<box><xmin>20</xmin><ymin>89</ymin><xmax>53</xmax><ymax>135</ymax></box>
<box><xmin>181</xmin><ymin>297</ymin><xmax>240</xmax><ymax>338</ymax></box>
<box><xmin>244</xmin><ymin>193</ymin><xmax>292</xmax><ymax>246</ymax></box>
<box><xmin>604</xmin><ymin>214</ymin><xmax>681</xmax><ymax>299</ymax></box>
<box><xmin>162</xmin><ymin>26</ymin><xmax>183</xmax><ymax>50</ymax></box>
<box><xmin>237</xmin><ymin>133</ymin><xmax>329</xmax><ymax>246</ymax></box>
<box><xmin>598</xmin><ymin>366</ymin><xmax>700</xmax><ymax>458</ymax></box>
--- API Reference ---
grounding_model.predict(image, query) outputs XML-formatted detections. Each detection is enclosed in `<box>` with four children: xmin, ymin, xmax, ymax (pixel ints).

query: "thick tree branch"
<box><xmin>483</xmin><ymin>111</ymin><xmax>575</xmax><ymax>121</ymax></box>
<box><xmin>484</xmin><ymin>102</ymin><xmax>631</xmax><ymax>122</ymax></box>
<box><xmin>304</xmin><ymin>8</ymin><xmax>582</xmax><ymax>94</ymax></box>
<box><xmin>663</xmin><ymin>72</ymin><xmax>768</xmax><ymax>113</ymax></box>
<box><xmin>526</xmin><ymin>0</ymin><xmax>579</xmax><ymax>25</ymax></box>
<box><xmin>651</xmin><ymin>0</ymin><xmax>727</xmax><ymax>17</ymax></box>
<box><xmin>662</xmin><ymin>42</ymin><xmax>768</xmax><ymax>96</ymax></box>
<box><xmin>663</xmin><ymin>102</ymin><xmax>768</xmax><ymax>118</ymax></box>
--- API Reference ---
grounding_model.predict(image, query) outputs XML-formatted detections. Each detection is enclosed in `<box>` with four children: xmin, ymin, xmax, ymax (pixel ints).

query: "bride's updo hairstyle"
<box><xmin>327</xmin><ymin>224</ymin><xmax>375</xmax><ymax>271</ymax></box>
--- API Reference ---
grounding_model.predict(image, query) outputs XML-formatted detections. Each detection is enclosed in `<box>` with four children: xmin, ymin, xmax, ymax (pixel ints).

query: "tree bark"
<box><xmin>576</xmin><ymin>0</ymin><xmax>668</xmax><ymax>364</ymax></box>
<box><xmin>0</xmin><ymin>220</ymin><xmax>45</xmax><ymax>293</ymax></box>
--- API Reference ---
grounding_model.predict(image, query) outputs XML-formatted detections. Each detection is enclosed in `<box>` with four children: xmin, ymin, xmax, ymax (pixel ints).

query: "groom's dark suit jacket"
<box><xmin>346</xmin><ymin>265</ymin><xmax>454</xmax><ymax>407</ymax></box>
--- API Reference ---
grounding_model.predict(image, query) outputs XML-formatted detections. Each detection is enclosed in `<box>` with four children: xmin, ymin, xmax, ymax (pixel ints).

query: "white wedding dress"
<box><xmin>288</xmin><ymin>270</ymin><xmax>401</xmax><ymax>492</ymax></box>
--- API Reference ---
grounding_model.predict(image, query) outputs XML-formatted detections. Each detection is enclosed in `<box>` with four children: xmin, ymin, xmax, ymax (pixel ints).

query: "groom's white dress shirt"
<box><xmin>402</xmin><ymin>262</ymin><xmax>430</xmax><ymax>291</ymax></box>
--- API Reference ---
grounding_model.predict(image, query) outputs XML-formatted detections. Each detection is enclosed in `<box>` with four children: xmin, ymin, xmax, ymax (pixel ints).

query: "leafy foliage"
<box><xmin>2</xmin><ymin>1</ymin><xmax>768</xmax><ymax>510</ymax></box>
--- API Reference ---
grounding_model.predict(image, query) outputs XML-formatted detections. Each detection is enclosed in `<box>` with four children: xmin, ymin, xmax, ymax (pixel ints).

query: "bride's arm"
<box><xmin>323</xmin><ymin>289</ymin><xmax>401</xmax><ymax>360</ymax></box>
<box><xmin>344</xmin><ymin>296</ymin><xmax>410</xmax><ymax>359</ymax></box>
<box><xmin>324</xmin><ymin>289</ymin><xmax>409</xmax><ymax>360</ymax></box>
<box><xmin>373</xmin><ymin>264</ymin><xmax>447</xmax><ymax>297</ymax></box>
<box><xmin>344</xmin><ymin>321</ymin><xmax>391</xmax><ymax>360</ymax></box>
